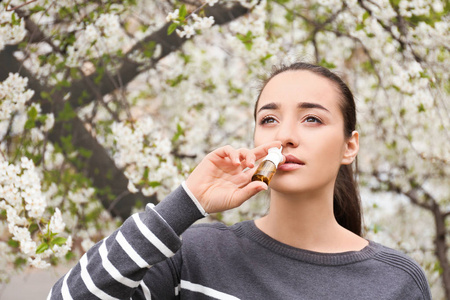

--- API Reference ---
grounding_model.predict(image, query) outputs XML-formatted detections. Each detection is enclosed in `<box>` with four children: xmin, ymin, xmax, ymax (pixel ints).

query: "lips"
<box><xmin>278</xmin><ymin>154</ymin><xmax>305</xmax><ymax>171</ymax></box>
<box><xmin>283</xmin><ymin>154</ymin><xmax>305</xmax><ymax>165</ymax></box>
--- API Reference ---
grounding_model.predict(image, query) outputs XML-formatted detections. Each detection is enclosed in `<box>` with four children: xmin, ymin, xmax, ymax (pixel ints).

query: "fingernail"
<box><xmin>258</xmin><ymin>184</ymin><xmax>268</xmax><ymax>191</ymax></box>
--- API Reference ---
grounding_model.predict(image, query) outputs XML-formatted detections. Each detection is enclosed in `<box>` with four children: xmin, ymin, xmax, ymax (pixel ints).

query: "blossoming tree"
<box><xmin>0</xmin><ymin>0</ymin><xmax>448</xmax><ymax>298</ymax></box>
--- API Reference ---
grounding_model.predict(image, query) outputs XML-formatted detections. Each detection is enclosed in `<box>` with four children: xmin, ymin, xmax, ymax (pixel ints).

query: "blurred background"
<box><xmin>0</xmin><ymin>0</ymin><xmax>448</xmax><ymax>299</ymax></box>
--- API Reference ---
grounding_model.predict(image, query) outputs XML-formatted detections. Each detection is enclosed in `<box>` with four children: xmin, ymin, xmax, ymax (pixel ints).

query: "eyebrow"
<box><xmin>257</xmin><ymin>101</ymin><xmax>331</xmax><ymax>114</ymax></box>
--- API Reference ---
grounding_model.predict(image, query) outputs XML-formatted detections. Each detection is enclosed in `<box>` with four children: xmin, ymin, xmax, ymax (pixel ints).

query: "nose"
<box><xmin>275</xmin><ymin>119</ymin><xmax>299</xmax><ymax>148</ymax></box>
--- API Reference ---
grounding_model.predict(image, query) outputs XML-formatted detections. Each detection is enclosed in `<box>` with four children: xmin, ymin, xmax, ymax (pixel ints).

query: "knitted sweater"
<box><xmin>48</xmin><ymin>184</ymin><xmax>432</xmax><ymax>300</ymax></box>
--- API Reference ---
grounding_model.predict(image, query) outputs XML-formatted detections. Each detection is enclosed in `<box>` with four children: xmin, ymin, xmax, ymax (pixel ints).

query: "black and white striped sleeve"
<box><xmin>48</xmin><ymin>184</ymin><xmax>205</xmax><ymax>300</ymax></box>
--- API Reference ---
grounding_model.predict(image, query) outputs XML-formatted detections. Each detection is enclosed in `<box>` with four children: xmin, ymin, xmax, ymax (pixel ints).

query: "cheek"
<box><xmin>306</xmin><ymin>128</ymin><xmax>343</xmax><ymax>157</ymax></box>
<box><xmin>253</xmin><ymin>128</ymin><xmax>266</xmax><ymax>147</ymax></box>
<box><xmin>319</xmin><ymin>132</ymin><xmax>347</xmax><ymax>162</ymax></box>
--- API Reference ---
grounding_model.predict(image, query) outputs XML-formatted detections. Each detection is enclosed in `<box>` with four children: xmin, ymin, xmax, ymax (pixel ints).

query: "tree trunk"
<box><xmin>431</xmin><ymin>203</ymin><xmax>450</xmax><ymax>299</ymax></box>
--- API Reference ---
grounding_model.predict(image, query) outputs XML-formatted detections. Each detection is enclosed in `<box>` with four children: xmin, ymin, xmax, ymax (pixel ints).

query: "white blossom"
<box><xmin>49</xmin><ymin>208</ymin><xmax>65</xmax><ymax>234</ymax></box>
<box><xmin>28</xmin><ymin>256</ymin><xmax>51</xmax><ymax>269</ymax></box>
<box><xmin>0</xmin><ymin>11</ymin><xmax>26</xmax><ymax>51</ymax></box>
<box><xmin>205</xmin><ymin>0</ymin><xmax>219</xmax><ymax>6</ymax></box>
<box><xmin>166</xmin><ymin>9</ymin><xmax>180</xmax><ymax>23</ymax></box>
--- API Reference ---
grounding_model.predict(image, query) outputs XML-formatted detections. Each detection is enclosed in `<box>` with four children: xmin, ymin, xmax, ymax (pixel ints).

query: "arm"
<box><xmin>48</xmin><ymin>184</ymin><xmax>204</xmax><ymax>300</ymax></box>
<box><xmin>48</xmin><ymin>141</ymin><xmax>282</xmax><ymax>299</ymax></box>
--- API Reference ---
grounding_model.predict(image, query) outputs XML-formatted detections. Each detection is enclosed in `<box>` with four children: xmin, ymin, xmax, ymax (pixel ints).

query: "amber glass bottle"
<box><xmin>251</xmin><ymin>147</ymin><xmax>283</xmax><ymax>185</ymax></box>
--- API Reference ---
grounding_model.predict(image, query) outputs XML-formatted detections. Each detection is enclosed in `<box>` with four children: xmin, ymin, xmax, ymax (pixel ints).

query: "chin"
<box><xmin>269</xmin><ymin>173</ymin><xmax>329</xmax><ymax>196</ymax></box>
<box><xmin>269</xmin><ymin>178</ymin><xmax>308</xmax><ymax>194</ymax></box>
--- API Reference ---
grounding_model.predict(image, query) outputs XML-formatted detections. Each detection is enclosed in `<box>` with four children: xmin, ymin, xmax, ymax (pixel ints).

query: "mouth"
<box><xmin>278</xmin><ymin>154</ymin><xmax>305</xmax><ymax>171</ymax></box>
<box><xmin>282</xmin><ymin>154</ymin><xmax>305</xmax><ymax>165</ymax></box>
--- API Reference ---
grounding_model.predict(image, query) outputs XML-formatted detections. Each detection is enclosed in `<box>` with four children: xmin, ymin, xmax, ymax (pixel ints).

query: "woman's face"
<box><xmin>254</xmin><ymin>70</ymin><xmax>358</xmax><ymax>196</ymax></box>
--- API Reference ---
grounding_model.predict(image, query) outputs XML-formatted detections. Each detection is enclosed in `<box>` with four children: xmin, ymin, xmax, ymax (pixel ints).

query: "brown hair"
<box><xmin>254</xmin><ymin>62</ymin><xmax>363</xmax><ymax>236</ymax></box>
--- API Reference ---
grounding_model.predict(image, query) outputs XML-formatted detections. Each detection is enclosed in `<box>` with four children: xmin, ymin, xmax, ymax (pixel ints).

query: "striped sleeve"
<box><xmin>48</xmin><ymin>185</ymin><xmax>205</xmax><ymax>299</ymax></box>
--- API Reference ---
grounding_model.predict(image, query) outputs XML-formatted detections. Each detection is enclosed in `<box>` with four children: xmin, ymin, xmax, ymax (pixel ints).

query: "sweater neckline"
<box><xmin>232</xmin><ymin>220</ymin><xmax>381</xmax><ymax>266</ymax></box>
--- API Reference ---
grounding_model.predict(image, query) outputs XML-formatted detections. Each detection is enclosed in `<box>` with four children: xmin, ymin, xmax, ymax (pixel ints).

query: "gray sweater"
<box><xmin>48</xmin><ymin>184</ymin><xmax>432</xmax><ymax>299</ymax></box>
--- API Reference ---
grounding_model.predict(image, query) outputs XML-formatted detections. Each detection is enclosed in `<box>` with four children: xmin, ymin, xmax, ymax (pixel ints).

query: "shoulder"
<box><xmin>370</xmin><ymin>241</ymin><xmax>431</xmax><ymax>299</ymax></box>
<box><xmin>180</xmin><ymin>220</ymin><xmax>254</xmax><ymax>253</ymax></box>
<box><xmin>182</xmin><ymin>221</ymin><xmax>235</xmax><ymax>242</ymax></box>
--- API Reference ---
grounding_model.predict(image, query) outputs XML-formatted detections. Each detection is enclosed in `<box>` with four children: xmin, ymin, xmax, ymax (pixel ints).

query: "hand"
<box><xmin>185</xmin><ymin>141</ymin><xmax>284</xmax><ymax>214</ymax></box>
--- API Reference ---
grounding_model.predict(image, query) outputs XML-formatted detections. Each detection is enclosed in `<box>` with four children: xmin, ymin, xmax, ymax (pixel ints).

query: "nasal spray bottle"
<box><xmin>251</xmin><ymin>146</ymin><xmax>283</xmax><ymax>185</ymax></box>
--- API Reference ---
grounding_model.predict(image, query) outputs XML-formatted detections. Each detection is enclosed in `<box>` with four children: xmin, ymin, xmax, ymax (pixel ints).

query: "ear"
<box><xmin>341</xmin><ymin>131</ymin><xmax>359</xmax><ymax>165</ymax></box>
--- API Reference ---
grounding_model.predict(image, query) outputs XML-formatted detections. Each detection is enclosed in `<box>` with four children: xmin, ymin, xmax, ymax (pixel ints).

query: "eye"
<box><xmin>303</xmin><ymin>115</ymin><xmax>323</xmax><ymax>124</ymax></box>
<box><xmin>260</xmin><ymin>116</ymin><xmax>278</xmax><ymax>125</ymax></box>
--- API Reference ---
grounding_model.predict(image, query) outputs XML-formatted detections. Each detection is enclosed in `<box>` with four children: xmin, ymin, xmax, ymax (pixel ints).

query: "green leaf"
<box><xmin>40</xmin><ymin>91</ymin><xmax>51</xmax><ymax>100</ymax></box>
<box><xmin>318</xmin><ymin>58</ymin><xmax>336</xmax><ymax>69</ymax></box>
<box><xmin>285</xmin><ymin>10</ymin><xmax>294</xmax><ymax>23</ymax></box>
<box><xmin>373</xmin><ymin>224</ymin><xmax>380</xmax><ymax>234</ymax></box>
<box><xmin>28</xmin><ymin>223</ymin><xmax>39</xmax><ymax>234</ymax></box>
<box><xmin>143</xmin><ymin>167</ymin><xmax>150</xmax><ymax>180</ymax></box>
<box><xmin>149</xmin><ymin>181</ymin><xmax>161</xmax><ymax>188</ymax></box>
<box><xmin>28</xmin><ymin>106</ymin><xmax>38</xmax><ymax>120</ymax></box>
<box><xmin>30</xmin><ymin>5</ymin><xmax>46</xmax><ymax>13</ymax></box>
<box><xmin>24</xmin><ymin>119</ymin><xmax>36</xmax><ymax>130</ymax></box>
<box><xmin>65</xmin><ymin>251</ymin><xmax>75</xmax><ymax>261</ymax></box>
<box><xmin>8</xmin><ymin>239</ymin><xmax>19</xmax><ymax>248</ymax></box>
<box><xmin>166</xmin><ymin>74</ymin><xmax>187</xmax><ymax>87</ymax></box>
<box><xmin>179</xmin><ymin>4</ymin><xmax>187</xmax><ymax>18</ymax></box>
<box><xmin>236</xmin><ymin>31</ymin><xmax>255</xmax><ymax>51</ymax></box>
<box><xmin>167</xmin><ymin>23</ymin><xmax>178</xmax><ymax>35</ymax></box>
<box><xmin>433</xmin><ymin>261</ymin><xmax>443</xmax><ymax>275</ymax></box>
<box><xmin>14</xmin><ymin>257</ymin><xmax>27</xmax><ymax>268</ymax></box>
<box><xmin>172</xmin><ymin>123</ymin><xmax>184</xmax><ymax>142</ymax></box>
<box><xmin>11</xmin><ymin>13</ymin><xmax>20</xmax><ymax>26</ymax></box>
<box><xmin>57</xmin><ymin>102</ymin><xmax>76</xmax><ymax>121</ymax></box>
<box><xmin>94</xmin><ymin>66</ymin><xmax>105</xmax><ymax>85</ymax></box>
<box><xmin>36</xmin><ymin>242</ymin><xmax>49</xmax><ymax>254</ymax></box>
<box><xmin>417</xmin><ymin>103</ymin><xmax>426</xmax><ymax>112</ymax></box>
<box><xmin>51</xmin><ymin>237</ymin><xmax>67</xmax><ymax>247</ymax></box>
<box><xmin>362</xmin><ymin>11</ymin><xmax>370</xmax><ymax>22</ymax></box>
<box><xmin>143</xmin><ymin>41</ymin><xmax>156</xmax><ymax>57</ymax></box>
<box><xmin>260</xmin><ymin>54</ymin><xmax>273</xmax><ymax>65</ymax></box>
<box><xmin>389</xmin><ymin>0</ymin><xmax>401</xmax><ymax>8</ymax></box>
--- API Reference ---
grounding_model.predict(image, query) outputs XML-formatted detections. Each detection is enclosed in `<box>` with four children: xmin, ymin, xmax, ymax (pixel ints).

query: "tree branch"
<box><xmin>371</xmin><ymin>170</ymin><xmax>449</xmax><ymax>298</ymax></box>
<box><xmin>0</xmin><ymin>2</ymin><xmax>251</xmax><ymax>220</ymax></box>
<box><xmin>28</xmin><ymin>2</ymin><xmax>251</xmax><ymax>113</ymax></box>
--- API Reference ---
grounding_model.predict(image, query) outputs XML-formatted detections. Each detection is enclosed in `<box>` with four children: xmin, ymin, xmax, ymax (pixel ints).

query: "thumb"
<box><xmin>232</xmin><ymin>181</ymin><xmax>268</xmax><ymax>207</ymax></box>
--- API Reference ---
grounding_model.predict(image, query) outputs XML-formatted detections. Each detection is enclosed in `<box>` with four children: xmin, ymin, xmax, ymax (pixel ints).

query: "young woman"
<box><xmin>49</xmin><ymin>63</ymin><xmax>431</xmax><ymax>299</ymax></box>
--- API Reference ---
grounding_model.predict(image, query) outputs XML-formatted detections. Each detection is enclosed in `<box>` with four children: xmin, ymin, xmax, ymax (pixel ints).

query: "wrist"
<box><xmin>153</xmin><ymin>185</ymin><xmax>205</xmax><ymax>235</ymax></box>
<box><xmin>182</xmin><ymin>181</ymin><xmax>208</xmax><ymax>216</ymax></box>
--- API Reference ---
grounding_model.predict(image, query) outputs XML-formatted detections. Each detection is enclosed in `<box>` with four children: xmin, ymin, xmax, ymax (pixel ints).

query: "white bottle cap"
<box><xmin>263</xmin><ymin>146</ymin><xmax>283</xmax><ymax>168</ymax></box>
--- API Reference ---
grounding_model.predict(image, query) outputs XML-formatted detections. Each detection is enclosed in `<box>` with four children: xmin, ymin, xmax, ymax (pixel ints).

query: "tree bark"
<box><xmin>431</xmin><ymin>202</ymin><xmax>450</xmax><ymax>299</ymax></box>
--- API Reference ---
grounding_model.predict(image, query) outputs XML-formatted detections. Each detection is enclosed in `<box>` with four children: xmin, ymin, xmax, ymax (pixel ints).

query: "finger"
<box><xmin>216</xmin><ymin>145</ymin><xmax>241</xmax><ymax>165</ymax></box>
<box><xmin>244</xmin><ymin>151</ymin><xmax>256</xmax><ymax>168</ymax></box>
<box><xmin>231</xmin><ymin>181</ymin><xmax>268</xmax><ymax>206</ymax></box>
<box><xmin>252</xmin><ymin>141</ymin><xmax>283</xmax><ymax>161</ymax></box>
<box><xmin>237</xmin><ymin>148</ymin><xmax>256</xmax><ymax>168</ymax></box>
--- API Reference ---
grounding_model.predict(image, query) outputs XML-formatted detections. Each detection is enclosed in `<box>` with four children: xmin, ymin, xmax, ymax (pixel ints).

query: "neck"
<box><xmin>255</xmin><ymin>188</ymin><xmax>367</xmax><ymax>253</ymax></box>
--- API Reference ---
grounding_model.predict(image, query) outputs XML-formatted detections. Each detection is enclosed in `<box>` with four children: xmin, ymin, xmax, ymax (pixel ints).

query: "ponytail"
<box><xmin>333</xmin><ymin>163</ymin><xmax>362</xmax><ymax>236</ymax></box>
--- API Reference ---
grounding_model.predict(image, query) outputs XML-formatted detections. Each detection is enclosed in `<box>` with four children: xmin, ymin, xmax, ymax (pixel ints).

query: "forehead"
<box><xmin>257</xmin><ymin>70</ymin><xmax>342</xmax><ymax>111</ymax></box>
